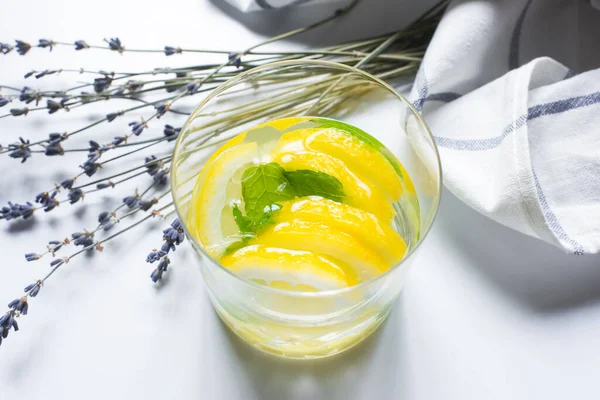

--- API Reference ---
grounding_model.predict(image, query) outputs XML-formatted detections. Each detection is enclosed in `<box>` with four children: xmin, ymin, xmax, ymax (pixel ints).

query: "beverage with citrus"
<box><xmin>188</xmin><ymin>117</ymin><xmax>420</xmax><ymax>356</ymax></box>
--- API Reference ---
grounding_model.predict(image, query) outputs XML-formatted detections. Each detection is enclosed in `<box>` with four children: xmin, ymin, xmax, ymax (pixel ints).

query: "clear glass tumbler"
<box><xmin>171</xmin><ymin>60</ymin><xmax>441</xmax><ymax>359</ymax></box>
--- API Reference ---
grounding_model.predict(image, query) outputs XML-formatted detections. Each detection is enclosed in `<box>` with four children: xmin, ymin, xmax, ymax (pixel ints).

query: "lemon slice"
<box><xmin>190</xmin><ymin>141</ymin><xmax>258</xmax><ymax>257</ymax></box>
<box><xmin>271</xmin><ymin>150</ymin><xmax>394</xmax><ymax>223</ymax></box>
<box><xmin>251</xmin><ymin>220</ymin><xmax>389</xmax><ymax>281</ymax></box>
<box><xmin>272</xmin><ymin>127</ymin><xmax>405</xmax><ymax>201</ymax></box>
<box><xmin>275</xmin><ymin>197</ymin><xmax>407</xmax><ymax>265</ymax></box>
<box><xmin>221</xmin><ymin>245</ymin><xmax>357</xmax><ymax>290</ymax></box>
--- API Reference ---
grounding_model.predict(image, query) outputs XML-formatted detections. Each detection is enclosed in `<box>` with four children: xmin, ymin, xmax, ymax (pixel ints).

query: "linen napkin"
<box><xmin>412</xmin><ymin>0</ymin><xmax>600</xmax><ymax>254</ymax></box>
<box><xmin>222</xmin><ymin>0</ymin><xmax>345</xmax><ymax>12</ymax></box>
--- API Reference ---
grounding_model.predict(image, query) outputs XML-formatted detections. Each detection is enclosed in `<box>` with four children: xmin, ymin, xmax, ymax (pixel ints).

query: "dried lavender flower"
<box><xmin>128</xmin><ymin>120</ymin><xmax>146</xmax><ymax>136</ymax></box>
<box><xmin>0</xmin><ymin>42</ymin><xmax>13</xmax><ymax>54</ymax></box>
<box><xmin>15</xmin><ymin>40</ymin><xmax>31</xmax><ymax>55</ymax></box>
<box><xmin>60</xmin><ymin>178</ymin><xmax>76</xmax><ymax>190</ymax></box>
<box><xmin>46</xmin><ymin>99</ymin><xmax>63</xmax><ymax>114</ymax></box>
<box><xmin>71</xmin><ymin>231</ymin><xmax>94</xmax><ymax>247</ymax></box>
<box><xmin>37</xmin><ymin>39</ymin><xmax>54</xmax><ymax>51</ymax></box>
<box><xmin>104</xmin><ymin>37</ymin><xmax>124</xmax><ymax>53</ymax></box>
<box><xmin>94</xmin><ymin>76</ymin><xmax>112</xmax><ymax>93</ymax></box>
<box><xmin>74</xmin><ymin>40</ymin><xmax>89</xmax><ymax>50</ymax></box>
<box><xmin>0</xmin><ymin>202</ymin><xmax>35</xmax><ymax>221</ymax></box>
<box><xmin>68</xmin><ymin>188</ymin><xmax>84</xmax><ymax>204</ymax></box>
<box><xmin>228</xmin><ymin>52</ymin><xmax>242</xmax><ymax>68</ymax></box>
<box><xmin>8</xmin><ymin>137</ymin><xmax>32</xmax><ymax>162</ymax></box>
<box><xmin>10</xmin><ymin>107</ymin><xmax>29</xmax><ymax>117</ymax></box>
<box><xmin>25</xmin><ymin>253</ymin><xmax>40</xmax><ymax>262</ymax></box>
<box><xmin>153</xmin><ymin>102</ymin><xmax>168</xmax><ymax>118</ymax></box>
<box><xmin>164</xmin><ymin>46</ymin><xmax>182</xmax><ymax>56</ymax></box>
<box><xmin>163</xmin><ymin>124</ymin><xmax>181</xmax><ymax>141</ymax></box>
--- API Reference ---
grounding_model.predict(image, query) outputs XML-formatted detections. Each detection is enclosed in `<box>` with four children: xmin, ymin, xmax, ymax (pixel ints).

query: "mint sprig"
<box><xmin>284</xmin><ymin>169</ymin><xmax>344</xmax><ymax>202</ymax></box>
<box><xmin>224</xmin><ymin>162</ymin><xmax>345</xmax><ymax>256</ymax></box>
<box><xmin>241</xmin><ymin>163</ymin><xmax>295</xmax><ymax>220</ymax></box>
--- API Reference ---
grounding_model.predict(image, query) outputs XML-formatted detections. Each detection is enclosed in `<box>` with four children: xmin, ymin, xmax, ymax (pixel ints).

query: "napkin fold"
<box><xmin>411</xmin><ymin>0</ymin><xmax>600</xmax><ymax>254</ymax></box>
<box><xmin>222</xmin><ymin>0</ymin><xmax>344</xmax><ymax>12</ymax></box>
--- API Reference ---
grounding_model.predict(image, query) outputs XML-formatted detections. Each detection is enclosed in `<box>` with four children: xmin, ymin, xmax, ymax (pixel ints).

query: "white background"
<box><xmin>1</xmin><ymin>0</ymin><xmax>600</xmax><ymax>399</ymax></box>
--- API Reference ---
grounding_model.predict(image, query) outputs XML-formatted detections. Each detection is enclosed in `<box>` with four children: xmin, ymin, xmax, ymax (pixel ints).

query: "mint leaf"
<box><xmin>223</xmin><ymin>241</ymin><xmax>247</xmax><ymax>256</ymax></box>
<box><xmin>241</xmin><ymin>163</ymin><xmax>295</xmax><ymax>220</ymax></box>
<box><xmin>310</xmin><ymin>118</ymin><xmax>403</xmax><ymax>179</ymax></box>
<box><xmin>232</xmin><ymin>204</ymin><xmax>255</xmax><ymax>239</ymax></box>
<box><xmin>253</xmin><ymin>203</ymin><xmax>282</xmax><ymax>230</ymax></box>
<box><xmin>285</xmin><ymin>170</ymin><xmax>344</xmax><ymax>203</ymax></box>
<box><xmin>226</xmin><ymin>202</ymin><xmax>282</xmax><ymax>256</ymax></box>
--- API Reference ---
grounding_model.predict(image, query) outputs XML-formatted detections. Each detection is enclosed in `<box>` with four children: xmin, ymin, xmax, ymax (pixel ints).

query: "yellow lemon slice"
<box><xmin>272</xmin><ymin>127</ymin><xmax>404</xmax><ymax>201</ymax></box>
<box><xmin>221</xmin><ymin>245</ymin><xmax>357</xmax><ymax>290</ymax></box>
<box><xmin>271</xmin><ymin>150</ymin><xmax>394</xmax><ymax>223</ymax></box>
<box><xmin>190</xmin><ymin>141</ymin><xmax>258</xmax><ymax>257</ymax></box>
<box><xmin>275</xmin><ymin>197</ymin><xmax>407</xmax><ymax>265</ymax></box>
<box><xmin>251</xmin><ymin>220</ymin><xmax>389</xmax><ymax>281</ymax></box>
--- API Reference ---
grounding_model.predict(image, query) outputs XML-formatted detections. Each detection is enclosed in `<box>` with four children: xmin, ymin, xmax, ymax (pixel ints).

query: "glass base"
<box><xmin>212</xmin><ymin>299</ymin><xmax>392</xmax><ymax>360</ymax></box>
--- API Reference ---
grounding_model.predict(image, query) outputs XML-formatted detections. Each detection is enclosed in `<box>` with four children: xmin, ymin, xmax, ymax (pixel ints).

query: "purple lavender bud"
<box><xmin>164</xmin><ymin>46</ymin><xmax>182</xmax><ymax>56</ymax></box>
<box><xmin>37</xmin><ymin>39</ymin><xmax>53</xmax><ymax>50</ymax></box>
<box><xmin>123</xmin><ymin>195</ymin><xmax>138</xmax><ymax>209</ymax></box>
<box><xmin>30</xmin><ymin>285</ymin><xmax>41</xmax><ymax>297</ymax></box>
<box><xmin>145</xmin><ymin>155</ymin><xmax>160</xmax><ymax>176</ymax></box>
<box><xmin>44</xmin><ymin>144</ymin><xmax>64</xmax><ymax>156</ymax></box>
<box><xmin>61</xmin><ymin>178</ymin><xmax>75</xmax><ymax>190</ymax></box>
<box><xmin>50</xmin><ymin>258</ymin><xmax>63</xmax><ymax>267</ymax></box>
<box><xmin>94</xmin><ymin>77</ymin><xmax>112</xmax><ymax>93</ymax></box>
<box><xmin>171</xmin><ymin>219</ymin><xmax>182</xmax><ymax>230</ymax></box>
<box><xmin>106</xmin><ymin>112</ymin><xmax>119</xmax><ymax>122</ymax></box>
<box><xmin>228</xmin><ymin>52</ymin><xmax>242</xmax><ymax>68</ymax></box>
<box><xmin>163</xmin><ymin>124</ymin><xmax>181</xmax><ymax>140</ymax></box>
<box><xmin>74</xmin><ymin>40</ymin><xmax>89</xmax><ymax>50</ymax></box>
<box><xmin>10</xmin><ymin>108</ymin><xmax>29</xmax><ymax>117</ymax></box>
<box><xmin>153</xmin><ymin>169</ymin><xmax>168</xmax><ymax>186</ymax></box>
<box><xmin>15</xmin><ymin>40</ymin><xmax>31</xmax><ymax>55</ymax></box>
<box><xmin>88</xmin><ymin>140</ymin><xmax>100</xmax><ymax>151</ymax></box>
<box><xmin>112</xmin><ymin>136</ymin><xmax>127</xmax><ymax>146</ymax></box>
<box><xmin>96</xmin><ymin>182</ymin><xmax>113</xmax><ymax>190</ymax></box>
<box><xmin>153</xmin><ymin>102</ymin><xmax>168</xmax><ymax>118</ymax></box>
<box><xmin>128</xmin><ymin>121</ymin><xmax>145</xmax><ymax>136</ymax></box>
<box><xmin>81</xmin><ymin>162</ymin><xmax>100</xmax><ymax>176</ymax></box>
<box><xmin>24</xmin><ymin>283</ymin><xmax>36</xmax><ymax>293</ymax></box>
<box><xmin>68</xmin><ymin>188</ymin><xmax>84</xmax><ymax>204</ymax></box>
<box><xmin>25</xmin><ymin>253</ymin><xmax>40</xmax><ymax>262</ymax></box>
<box><xmin>138</xmin><ymin>198</ymin><xmax>158</xmax><ymax>211</ymax></box>
<box><xmin>186</xmin><ymin>82</ymin><xmax>200</xmax><ymax>94</ymax></box>
<box><xmin>0</xmin><ymin>42</ymin><xmax>14</xmax><ymax>54</ymax></box>
<box><xmin>105</xmin><ymin>37</ymin><xmax>124</xmax><ymax>52</ymax></box>
<box><xmin>46</xmin><ymin>99</ymin><xmax>62</xmax><ymax>114</ymax></box>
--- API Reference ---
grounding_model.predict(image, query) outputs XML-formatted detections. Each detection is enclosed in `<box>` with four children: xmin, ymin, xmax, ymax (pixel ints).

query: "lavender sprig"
<box><xmin>147</xmin><ymin>219</ymin><xmax>185</xmax><ymax>282</ymax></box>
<box><xmin>0</xmin><ymin>200</ymin><xmax>173</xmax><ymax>347</ymax></box>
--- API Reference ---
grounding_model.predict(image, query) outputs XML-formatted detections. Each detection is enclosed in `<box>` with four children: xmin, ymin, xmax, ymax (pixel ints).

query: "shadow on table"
<box><xmin>437</xmin><ymin>189</ymin><xmax>600</xmax><ymax>313</ymax></box>
<box><xmin>216</xmin><ymin>305</ymin><xmax>406</xmax><ymax>400</ymax></box>
<box><xmin>207</xmin><ymin>0</ymin><xmax>438</xmax><ymax>47</ymax></box>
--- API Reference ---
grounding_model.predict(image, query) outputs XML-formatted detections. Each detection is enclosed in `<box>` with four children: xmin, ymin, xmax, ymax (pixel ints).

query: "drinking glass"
<box><xmin>171</xmin><ymin>60</ymin><xmax>442</xmax><ymax>359</ymax></box>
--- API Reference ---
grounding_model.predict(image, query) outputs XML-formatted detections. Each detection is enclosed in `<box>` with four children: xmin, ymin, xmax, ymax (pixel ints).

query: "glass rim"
<box><xmin>171</xmin><ymin>59</ymin><xmax>443</xmax><ymax>298</ymax></box>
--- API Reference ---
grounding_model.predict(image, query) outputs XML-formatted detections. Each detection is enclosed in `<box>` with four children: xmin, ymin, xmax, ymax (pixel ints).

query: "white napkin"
<box><xmin>222</xmin><ymin>0</ymin><xmax>343</xmax><ymax>12</ymax></box>
<box><xmin>411</xmin><ymin>0</ymin><xmax>600</xmax><ymax>254</ymax></box>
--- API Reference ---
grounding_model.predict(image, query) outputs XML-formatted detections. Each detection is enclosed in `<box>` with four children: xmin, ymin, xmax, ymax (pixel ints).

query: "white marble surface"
<box><xmin>1</xmin><ymin>1</ymin><xmax>600</xmax><ymax>399</ymax></box>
